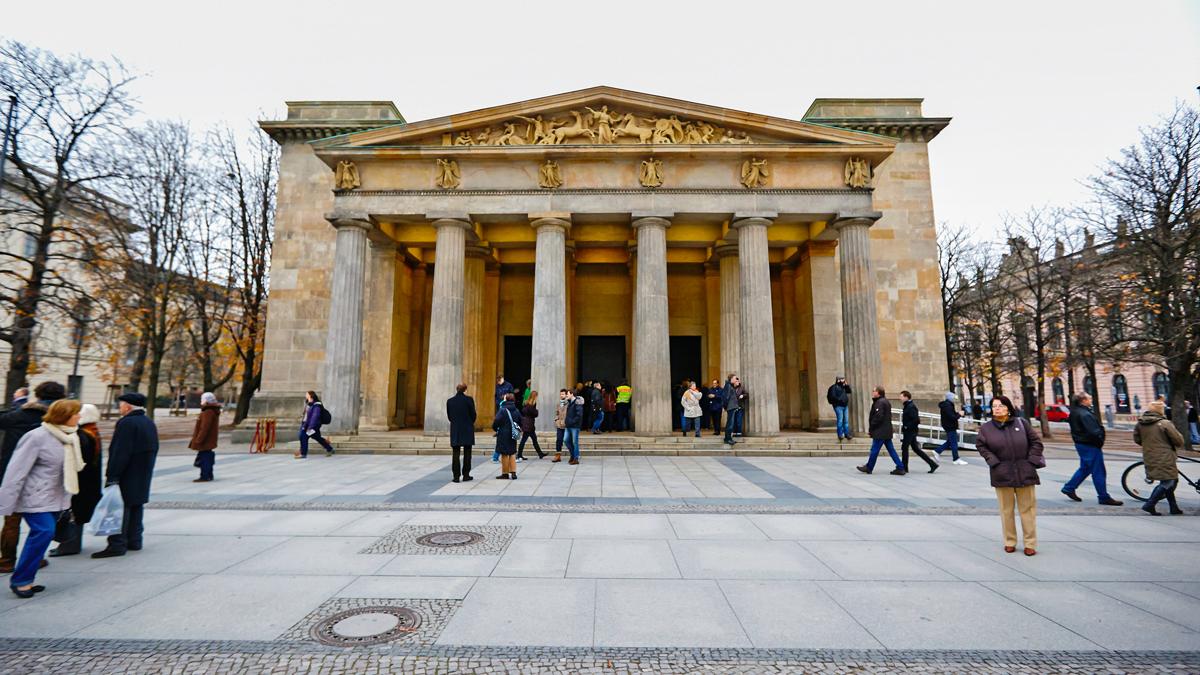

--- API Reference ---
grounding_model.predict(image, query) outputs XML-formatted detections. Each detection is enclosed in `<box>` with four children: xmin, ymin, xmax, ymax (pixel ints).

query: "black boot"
<box><xmin>1166</xmin><ymin>491</ymin><xmax>1184</xmax><ymax>515</ymax></box>
<box><xmin>1142</xmin><ymin>485</ymin><xmax>1166</xmax><ymax>515</ymax></box>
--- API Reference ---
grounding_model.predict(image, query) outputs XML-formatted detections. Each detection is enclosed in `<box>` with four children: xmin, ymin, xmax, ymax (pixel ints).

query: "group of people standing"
<box><xmin>0</xmin><ymin>383</ymin><xmax>160</xmax><ymax>599</ymax></box>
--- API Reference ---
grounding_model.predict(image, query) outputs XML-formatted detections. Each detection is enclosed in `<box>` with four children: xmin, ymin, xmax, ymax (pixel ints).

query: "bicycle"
<box><xmin>1120</xmin><ymin>454</ymin><xmax>1200</xmax><ymax>502</ymax></box>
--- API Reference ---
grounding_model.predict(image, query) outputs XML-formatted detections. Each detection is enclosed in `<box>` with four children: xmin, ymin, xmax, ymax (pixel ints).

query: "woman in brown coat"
<box><xmin>188</xmin><ymin>393</ymin><xmax>221</xmax><ymax>482</ymax></box>
<box><xmin>975</xmin><ymin>395</ymin><xmax>1045</xmax><ymax>556</ymax></box>
<box><xmin>1133</xmin><ymin>399</ymin><xmax>1185</xmax><ymax>515</ymax></box>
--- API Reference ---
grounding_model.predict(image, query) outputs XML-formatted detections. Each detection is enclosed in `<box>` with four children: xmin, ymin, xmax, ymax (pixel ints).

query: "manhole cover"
<box><xmin>415</xmin><ymin>530</ymin><xmax>484</xmax><ymax>548</ymax></box>
<box><xmin>310</xmin><ymin>606</ymin><xmax>421</xmax><ymax>647</ymax></box>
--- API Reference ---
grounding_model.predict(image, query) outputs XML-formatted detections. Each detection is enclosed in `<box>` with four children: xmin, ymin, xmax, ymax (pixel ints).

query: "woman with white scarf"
<box><xmin>0</xmin><ymin>399</ymin><xmax>84</xmax><ymax>598</ymax></box>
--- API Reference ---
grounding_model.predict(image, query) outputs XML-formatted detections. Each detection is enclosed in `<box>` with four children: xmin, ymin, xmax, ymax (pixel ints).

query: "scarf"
<box><xmin>41</xmin><ymin>422</ymin><xmax>84</xmax><ymax>495</ymax></box>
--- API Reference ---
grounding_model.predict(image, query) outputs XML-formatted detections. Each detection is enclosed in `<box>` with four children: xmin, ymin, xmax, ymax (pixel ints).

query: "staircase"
<box><xmin>324</xmin><ymin>431</ymin><xmax>869</xmax><ymax>457</ymax></box>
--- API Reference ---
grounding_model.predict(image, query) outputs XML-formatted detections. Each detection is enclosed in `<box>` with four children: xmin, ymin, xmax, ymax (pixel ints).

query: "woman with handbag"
<box><xmin>492</xmin><ymin>392</ymin><xmax>520</xmax><ymax>480</ymax></box>
<box><xmin>49</xmin><ymin>404</ymin><xmax>103</xmax><ymax>557</ymax></box>
<box><xmin>0</xmin><ymin>399</ymin><xmax>84</xmax><ymax>597</ymax></box>
<box><xmin>975</xmin><ymin>395</ymin><xmax>1044</xmax><ymax>556</ymax></box>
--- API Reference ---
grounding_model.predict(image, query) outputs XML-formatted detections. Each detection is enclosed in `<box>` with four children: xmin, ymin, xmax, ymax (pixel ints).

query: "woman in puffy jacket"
<box><xmin>517</xmin><ymin>390</ymin><xmax>545</xmax><ymax>461</ymax></box>
<box><xmin>1133</xmin><ymin>399</ymin><xmax>1185</xmax><ymax>515</ymax></box>
<box><xmin>492</xmin><ymin>393</ymin><xmax>520</xmax><ymax>480</ymax></box>
<box><xmin>975</xmin><ymin>395</ymin><xmax>1044</xmax><ymax>556</ymax></box>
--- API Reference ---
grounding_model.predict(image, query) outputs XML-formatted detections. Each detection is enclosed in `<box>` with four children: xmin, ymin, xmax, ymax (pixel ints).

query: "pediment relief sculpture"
<box><xmin>437</xmin><ymin>107</ymin><xmax>763</xmax><ymax>147</ymax></box>
<box><xmin>334</xmin><ymin>161</ymin><xmax>360</xmax><ymax>190</ymax></box>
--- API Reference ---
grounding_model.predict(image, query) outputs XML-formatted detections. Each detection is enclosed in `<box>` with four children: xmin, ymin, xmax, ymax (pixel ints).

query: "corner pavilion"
<box><xmin>252</xmin><ymin>87</ymin><xmax>951</xmax><ymax>437</ymax></box>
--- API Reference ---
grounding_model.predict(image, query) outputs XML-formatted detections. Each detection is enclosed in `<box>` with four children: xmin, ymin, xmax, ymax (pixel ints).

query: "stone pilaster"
<box><xmin>733</xmin><ymin>217</ymin><xmax>780</xmax><ymax>436</ymax></box>
<box><xmin>632</xmin><ymin>216</ymin><xmax>672</xmax><ymax>435</ymax></box>
<box><xmin>715</xmin><ymin>243</ymin><xmax>741</xmax><ymax>380</ymax></box>
<box><xmin>422</xmin><ymin>218</ymin><xmax>471</xmax><ymax>433</ymax></box>
<box><xmin>530</xmin><ymin>216</ymin><xmax>570</xmax><ymax>433</ymax></box>
<box><xmin>835</xmin><ymin>217</ymin><xmax>884</xmax><ymax>436</ymax></box>
<box><xmin>463</xmin><ymin>245</ymin><xmax>489</xmax><ymax>428</ymax></box>
<box><xmin>322</xmin><ymin>218</ymin><xmax>371</xmax><ymax>434</ymax></box>
<box><xmin>359</xmin><ymin>239</ymin><xmax>398</xmax><ymax>431</ymax></box>
<box><xmin>780</xmin><ymin>266</ymin><xmax>802</xmax><ymax>428</ymax></box>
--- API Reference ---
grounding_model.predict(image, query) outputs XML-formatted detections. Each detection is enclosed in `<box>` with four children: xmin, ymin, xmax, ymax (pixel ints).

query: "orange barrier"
<box><xmin>250</xmin><ymin>419</ymin><xmax>277</xmax><ymax>453</ymax></box>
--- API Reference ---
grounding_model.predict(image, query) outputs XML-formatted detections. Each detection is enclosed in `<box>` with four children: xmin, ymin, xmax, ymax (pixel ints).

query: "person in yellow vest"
<box><xmin>615</xmin><ymin>382</ymin><xmax>633</xmax><ymax>431</ymax></box>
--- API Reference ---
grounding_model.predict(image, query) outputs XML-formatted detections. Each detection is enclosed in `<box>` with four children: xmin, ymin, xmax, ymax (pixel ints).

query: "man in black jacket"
<box><xmin>934</xmin><ymin>392</ymin><xmax>967</xmax><ymax>465</ymax></box>
<box><xmin>826</xmin><ymin>377</ymin><xmax>851</xmax><ymax>441</ymax></box>
<box><xmin>857</xmin><ymin>386</ymin><xmax>904</xmax><ymax>475</ymax></box>
<box><xmin>899</xmin><ymin>391</ymin><xmax>937</xmax><ymax>474</ymax></box>
<box><xmin>93</xmin><ymin>392</ymin><xmax>160</xmax><ymax>558</ymax></box>
<box><xmin>446</xmin><ymin>384</ymin><xmax>476</xmax><ymax>483</ymax></box>
<box><xmin>0</xmin><ymin>381</ymin><xmax>64</xmax><ymax>572</ymax></box>
<box><xmin>1062</xmin><ymin>393</ymin><xmax>1122</xmax><ymax>505</ymax></box>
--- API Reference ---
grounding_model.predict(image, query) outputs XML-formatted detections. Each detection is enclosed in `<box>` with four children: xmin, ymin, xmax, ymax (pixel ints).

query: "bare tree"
<box><xmin>937</xmin><ymin>221</ymin><xmax>975</xmax><ymax>392</ymax></box>
<box><xmin>212</xmin><ymin>125</ymin><xmax>276</xmax><ymax>424</ymax></box>
<box><xmin>1001</xmin><ymin>207</ymin><xmax>1064</xmax><ymax>437</ymax></box>
<box><xmin>963</xmin><ymin>247</ymin><xmax>1008</xmax><ymax>401</ymax></box>
<box><xmin>0</xmin><ymin>41</ymin><xmax>134</xmax><ymax>400</ymax></box>
<box><xmin>182</xmin><ymin>194</ymin><xmax>236</xmax><ymax>393</ymax></box>
<box><xmin>108</xmin><ymin>121</ymin><xmax>198</xmax><ymax>415</ymax></box>
<box><xmin>1084</xmin><ymin>103</ymin><xmax>1200</xmax><ymax>447</ymax></box>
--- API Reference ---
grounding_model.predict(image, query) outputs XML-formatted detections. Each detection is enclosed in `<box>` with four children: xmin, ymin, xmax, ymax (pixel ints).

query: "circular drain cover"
<box><xmin>311</xmin><ymin>606</ymin><xmax>421</xmax><ymax>647</ymax></box>
<box><xmin>415</xmin><ymin>530</ymin><xmax>484</xmax><ymax>548</ymax></box>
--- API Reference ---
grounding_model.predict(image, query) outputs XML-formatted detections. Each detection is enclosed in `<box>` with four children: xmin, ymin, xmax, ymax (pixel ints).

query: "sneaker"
<box><xmin>930</xmin><ymin>452</ymin><xmax>940</xmax><ymax>464</ymax></box>
<box><xmin>516</xmin><ymin>457</ymin><xmax>525</xmax><ymax>462</ymax></box>
<box><xmin>953</xmin><ymin>459</ymin><xmax>968</xmax><ymax>466</ymax></box>
<box><xmin>492</xmin><ymin>458</ymin><xmax>499</xmax><ymax>464</ymax></box>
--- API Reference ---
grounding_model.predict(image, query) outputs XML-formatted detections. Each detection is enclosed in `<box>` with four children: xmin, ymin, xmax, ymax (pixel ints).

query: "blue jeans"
<box><xmin>834</xmin><ymin>406</ymin><xmax>849</xmax><ymax>438</ymax></box>
<box><xmin>865</xmin><ymin>438</ymin><xmax>902</xmax><ymax>472</ymax></box>
<box><xmin>683</xmin><ymin>416</ymin><xmax>701</xmax><ymax>436</ymax></box>
<box><xmin>1190</xmin><ymin>422</ymin><xmax>1200</xmax><ymax>444</ymax></box>
<box><xmin>1064</xmin><ymin>443</ymin><xmax>1111</xmax><ymax>501</ymax></box>
<box><xmin>724</xmin><ymin>409</ymin><xmax>742</xmax><ymax>440</ymax></box>
<box><xmin>11</xmin><ymin>512</ymin><xmax>55</xmax><ymax>587</ymax></box>
<box><xmin>590</xmin><ymin>410</ymin><xmax>604</xmax><ymax>433</ymax></box>
<box><xmin>564</xmin><ymin>428</ymin><xmax>580</xmax><ymax>460</ymax></box>
<box><xmin>935</xmin><ymin>431</ymin><xmax>960</xmax><ymax>461</ymax></box>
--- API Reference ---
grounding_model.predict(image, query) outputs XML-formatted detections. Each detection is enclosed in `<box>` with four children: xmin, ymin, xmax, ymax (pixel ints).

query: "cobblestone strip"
<box><xmin>148</xmin><ymin>498</ymin><xmax>1161</xmax><ymax>516</ymax></box>
<box><xmin>360</xmin><ymin>525</ymin><xmax>518</xmax><ymax>555</ymax></box>
<box><xmin>1</xmin><ymin>641</ymin><xmax>1197</xmax><ymax>674</ymax></box>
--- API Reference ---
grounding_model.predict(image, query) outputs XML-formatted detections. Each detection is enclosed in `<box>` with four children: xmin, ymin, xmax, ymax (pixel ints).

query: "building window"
<box><xmin>1052</xmin><ymin>378</ymin><xmax>1065</xmax><ymax>404</ymax></box>
<box><xmin>1152</xmin><ymin>372</ymin><xmax>1169</xmax><ymax>400</ymax></box>
<box><xmin>1112</xmin><ymin>374</ymin><xmax>1131</xmax><ymax>414</ymax></box>
<box><xmin>1083</xmin><ymin>375</ymin><xmax>1097</xmax><ymax>400</ymax></box>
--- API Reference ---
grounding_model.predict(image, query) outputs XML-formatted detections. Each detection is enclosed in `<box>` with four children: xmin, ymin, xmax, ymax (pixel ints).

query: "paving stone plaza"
<box><xmin>2</xmin><ymin>446</ymin><xmax>1199</xmax><ymax>673</ymax></box>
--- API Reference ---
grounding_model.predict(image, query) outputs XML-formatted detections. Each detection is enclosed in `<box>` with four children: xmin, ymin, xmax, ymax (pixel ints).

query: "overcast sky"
<box><xmin>6</xmin><ymin>1</ymin><xmax>1199</xmax><ymax>240</ymax></box>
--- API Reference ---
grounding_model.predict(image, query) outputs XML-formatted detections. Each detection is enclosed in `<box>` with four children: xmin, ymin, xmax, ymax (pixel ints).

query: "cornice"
<box><xmin>809</xmin><ymin>118</ymin><xmax>951</xmax><ymax>143</ymax></box>
<box><xmin>258</xmin><ymin>121</ymin><xmax>401</xmax><ymax>143</ymax></box>
<box><xmin>336</xmin><ymin>187</ymin><xmax>871</xmax><ymax>198</ymax></box>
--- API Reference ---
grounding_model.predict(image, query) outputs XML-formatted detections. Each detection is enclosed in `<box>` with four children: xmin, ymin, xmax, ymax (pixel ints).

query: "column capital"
<box><xmin>631</xmin><ymin>216</ymin><xmax>671</xmax><ymax>230</ymax></box>
<box><xmin>731</xmin><ymin>216</ymin><xmax>774</xmax><ymax>230</ymax></box>
<box><xmin>327</xmin><ymin>216</ymin><xmax>372</xmax><ymax>231</ymax></box>
<box><xmin>530</xmin><ymin>216</ymin><xmax>571</xmax><ymax>233</ymax></box>
<box><xmin>430</xmin><ymin>216</ymin><xmax>473</xmax><ymax>231</ymax></box>
<box><xmin>713</xmin><ymin>242</ymin><xmax>739</xmax><ymax>259</ymax></box>
<box><xmin>831</xmin><ymin>213</ymin><xmax>882</xmax><ymax>229</ymax></box>
<box><xmin>465</xmin><ymin>243</ymin><xmax>492</xmax><ymax>259</ymax></box>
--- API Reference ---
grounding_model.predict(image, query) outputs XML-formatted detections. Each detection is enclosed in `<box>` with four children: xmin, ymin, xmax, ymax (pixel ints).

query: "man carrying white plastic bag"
<box><xmin>91</xmin><ymin>393</ymin><xmax>159</xmax><ymax>558</ymax></box>
<box><xmin>87</xmin><ymin>486</ymin><xmax>124</xmax><ymax>537</ymax></box>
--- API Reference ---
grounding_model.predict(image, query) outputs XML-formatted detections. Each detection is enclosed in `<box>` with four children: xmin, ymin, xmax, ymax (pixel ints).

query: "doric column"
<box><xmin>780</xmin><ymin>266</ymin><xmax>802</xmax><ymax>429</ymax></box>
<box><xmin>530</xmin><ymin>216</ymin><xmax>570</xmax><ymax>433</ymax></box>
<box><xmin>733</xmin><ymin>216</ymin><xmax>780</xmax><ymax>436</ymax></box>
<box><xmin>422</xmin><ymin>217</ymin><xmax>471</xmax><ymax>433</ymax></box>
<box><xmin>835</xmin><ymin>216</ymin><xmax>883</xmax><ymax>437</ymax></box>
<box><xmin>632</xmin><ymin>215</ymin><xmax>672</xmax><ymax>435</ymax></box>
<box><xmin>359</xmin><ymin>239</ymin><xmax>398</xmax><ymax>431</ymax></box>
<box><xmin>323</xmin><ymin>218</ymin><xmax>371</xmax><ymax>434</ymax></box>
<box><xmin>714</xmin><ymin>243</ymin><xmax>741</xmax><ymax>381</ymax></box>
<box><xmin>463</xmin><ymin>245</ymin><xmax>489</xmax><ymax>427</ymax></box>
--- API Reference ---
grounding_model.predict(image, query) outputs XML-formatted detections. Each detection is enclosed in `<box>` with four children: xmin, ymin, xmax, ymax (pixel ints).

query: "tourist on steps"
<box><xmin>446</xmin><ymin>383</ymin><xmax>476</xmax><ymax>483</ymax></box>
<box><xmin>553</xmin><ymin>389</ymin><xmax>570</xmax><ymax>462</ymax></box>
<box><xmin>706</xmin><ymin>379</ymin><xmax>723</xmax><ymax>435</ymax></box>
<box><xmin>857</xmin><ymin>386</ymin><xmax>904</xmax><ymax>475</ymax></box>
<box><xmin>721</xmin><ymin>375</ymin><xmax>745</xmax><ymax>445</ymax></box>
<box><xmin>681</xmin><ymin>382</ymin><xmax>703</xmax><ymax>438</ymax></box>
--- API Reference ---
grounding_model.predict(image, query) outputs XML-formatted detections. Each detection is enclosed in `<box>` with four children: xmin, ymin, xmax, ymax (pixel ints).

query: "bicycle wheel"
<box><xmin>1121</xmin><ymin>461</ymin><xmax>1155</xmax><ymax>502</ymax></box>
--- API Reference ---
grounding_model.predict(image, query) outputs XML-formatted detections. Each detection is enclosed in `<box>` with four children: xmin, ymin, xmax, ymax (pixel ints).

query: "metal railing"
<box><xmin>891</xmin><ymin>409</ymin><xmax>978</xmax><ymax>450</ymax></box>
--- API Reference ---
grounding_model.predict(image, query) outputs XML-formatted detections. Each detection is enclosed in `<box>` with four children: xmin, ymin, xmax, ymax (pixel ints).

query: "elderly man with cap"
<box><xmin>92</xmin><ymin>392</ymin><xmax>159</xmax><ymax>559</ymax></box>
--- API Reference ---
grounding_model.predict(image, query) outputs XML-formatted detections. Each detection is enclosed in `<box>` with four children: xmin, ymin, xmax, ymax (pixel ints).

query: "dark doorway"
<box><xmin>577</xmin><ymin>336</ymin><xmax>626</xmax><ymax>386</ymax></box>
<box><xmin>503</xmin><ymin>335</ymin><xmax>531</xmax><ymax>401</ymax></box>
<box><xmin>670</xmin><ymin>336</ymin><xmax>702</xmax><ymax>430</ymax></box>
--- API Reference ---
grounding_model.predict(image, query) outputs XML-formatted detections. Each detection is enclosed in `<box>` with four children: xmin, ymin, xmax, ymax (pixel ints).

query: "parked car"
<box><xmin>1033</xmin><ymin>403</ymin><xmax>1070</xmax><ymax>422</ymax></box>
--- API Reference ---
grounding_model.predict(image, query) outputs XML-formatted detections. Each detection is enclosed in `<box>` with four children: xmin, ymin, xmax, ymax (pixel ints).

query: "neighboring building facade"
<box><xmin>252</xmin><ymin>87</ymin><xmax>951</xmax><ymax>435</ymax></box>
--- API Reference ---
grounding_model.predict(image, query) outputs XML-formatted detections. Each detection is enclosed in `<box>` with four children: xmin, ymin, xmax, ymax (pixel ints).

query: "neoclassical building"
<box><xmin>253</xmin><ymin>87</ymin><xmax>950</xmax><ymax>436</ymax></box>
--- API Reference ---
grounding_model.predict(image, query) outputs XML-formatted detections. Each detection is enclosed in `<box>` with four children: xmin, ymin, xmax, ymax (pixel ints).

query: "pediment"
<box><xmin>313</xmin><ymin>86</ymin><xmax>894</xmax><ymax>150</ymax></box>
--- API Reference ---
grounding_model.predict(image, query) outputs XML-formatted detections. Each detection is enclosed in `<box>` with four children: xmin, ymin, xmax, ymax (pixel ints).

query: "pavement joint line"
<box><xmin>973</xmin><ymin>580</ymin><xmax>1108</xmax><ymax>651</ymax></box>
<box><xmin>1079</xmin><ymin>580</ymin><xmax>1200</xmax><ymax>632</ymax></box>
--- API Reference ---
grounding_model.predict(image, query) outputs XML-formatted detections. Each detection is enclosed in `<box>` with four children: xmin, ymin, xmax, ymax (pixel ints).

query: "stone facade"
<box><xmin>253</xmin><ymin>88</ymin><xmax>951</xmax><ymax>435</ymax></box>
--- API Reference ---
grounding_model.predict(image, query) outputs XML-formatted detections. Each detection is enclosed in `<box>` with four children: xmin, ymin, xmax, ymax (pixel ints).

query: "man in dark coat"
<box><xmin>857</xmin><ymin>386</ymin><xmax>904</xmax><ymax>475</ymax></box>
<box><xmin>1063</xmin><ymin>392</ymin><xmax>1122</xmax><ymax>505</ymax></box>
<box><xmin>826</xmin><ymin>377</ymin><xmax>851</xmax><ymax>440</ymax></box>
<box><xmin>93</xmin><ymin>392</ymin><xmax>160</xmax><ymax>558</ymax></box>
<box><xmin>0</xmin><ymin>381</ymin><xmax>65</xmax><ymax>572</ymax></box>
<box><xmin>934</xmin><ymin>392</ymin><xmax>966</xmax><ymax>464</ymax></box>
<box><xmin>721</xmin><ymin>375</ymin><xmax>746</xmax><ymax>445</ymax></box>
<box><xmin>446</xmin><ymin>384</ymin><xmax>476</xmax><ymax>483</ymax></box>
<box><xmin>899</xmin><ymin>391</ymin><xmax>937</xmax><ymax>474</ymax></box>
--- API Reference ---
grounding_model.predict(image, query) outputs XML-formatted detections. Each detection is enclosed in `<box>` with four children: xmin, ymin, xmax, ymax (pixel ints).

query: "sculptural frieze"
<box><xmin>334</xmin><ymin>160</ymin><xmax>360</xmax><ymax>190</ymax></box>
<box><xmin>639</xmin><ymin>158</ymin><xmax>664</xmax><ymax>188</ymax></box>
<box><xmin>740</xmin><ymin>157</ymin><xmax>770</xmax><ymax>189</ymax></box>
<box><xmin>844</xmin><ymin>157</ymin><xmax>872</xmax><ymax>188</ymax></box>
<box><xmin>538</xmin><ymin>159</ymin><xmax>563</xmax><ymax>189</ymax></box>
<box><xmin>436</xmin><ymin>107</ymin><xmax>760</xmax><ymax>146</ymax></box>
<box><xmin>435</xmin><ymin>158</ymin><xmax>461</xmax><ymax>189</ymax></box>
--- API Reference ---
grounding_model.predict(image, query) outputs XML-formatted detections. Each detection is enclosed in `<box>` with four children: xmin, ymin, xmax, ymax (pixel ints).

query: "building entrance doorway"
<box><xmin>670</xmin><ymin>336</ymin><xmax>702</xmax><ymax>430</ymax></box>
<box><xmin>502</xmin><ymin>335</ymin><xmax>531</xmax><ymax>400</ymax></box>
<box><xmin>577</xmin><ymin>336</ymin><xmax>626</xmax><ymax>386</ymax></box>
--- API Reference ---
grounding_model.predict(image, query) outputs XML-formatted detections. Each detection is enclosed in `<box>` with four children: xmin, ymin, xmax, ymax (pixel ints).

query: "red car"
<box><xmin>1033</xmin><ymin>404</ymin><xmax>1070</xmax><ymax>422</ymax></box>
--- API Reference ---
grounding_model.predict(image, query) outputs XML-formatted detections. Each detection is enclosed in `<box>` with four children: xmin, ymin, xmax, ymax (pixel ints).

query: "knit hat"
<box><xmin>118</xmin><ymin>392</ymin><xmax>147</xmax><ymax>407</ymax></box>
<box><xmin>79</xmin><ymin>403</ymin><xmax>101</xmax><ymax>425</ymax></box>
<box><xmin>945</xmin><ymin>392</ymin><xmax>957</xmax><ymax>402</ymax></box>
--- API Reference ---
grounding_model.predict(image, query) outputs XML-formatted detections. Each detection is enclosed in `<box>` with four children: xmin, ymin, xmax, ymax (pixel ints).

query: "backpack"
<box><xmin>319</xmin><ymin>405</ymin><xmax>332</xmax><ymax>426</ymax></box>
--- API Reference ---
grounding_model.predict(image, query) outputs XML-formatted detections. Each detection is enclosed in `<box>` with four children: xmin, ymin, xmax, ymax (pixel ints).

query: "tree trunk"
<box><xmin>129</xmin><ymin>322</ymin><xmax>151</xmax><ymax>389</ymax></box>
<box><xmin>233</xmin><ymin>345</ymin><xmax>259</xmax><ymax>425</ymax></box>
<box><xmin>1085</xmin><ymin>360</ymin><xmax>1101</xmax><ymax>418</ymax></box>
